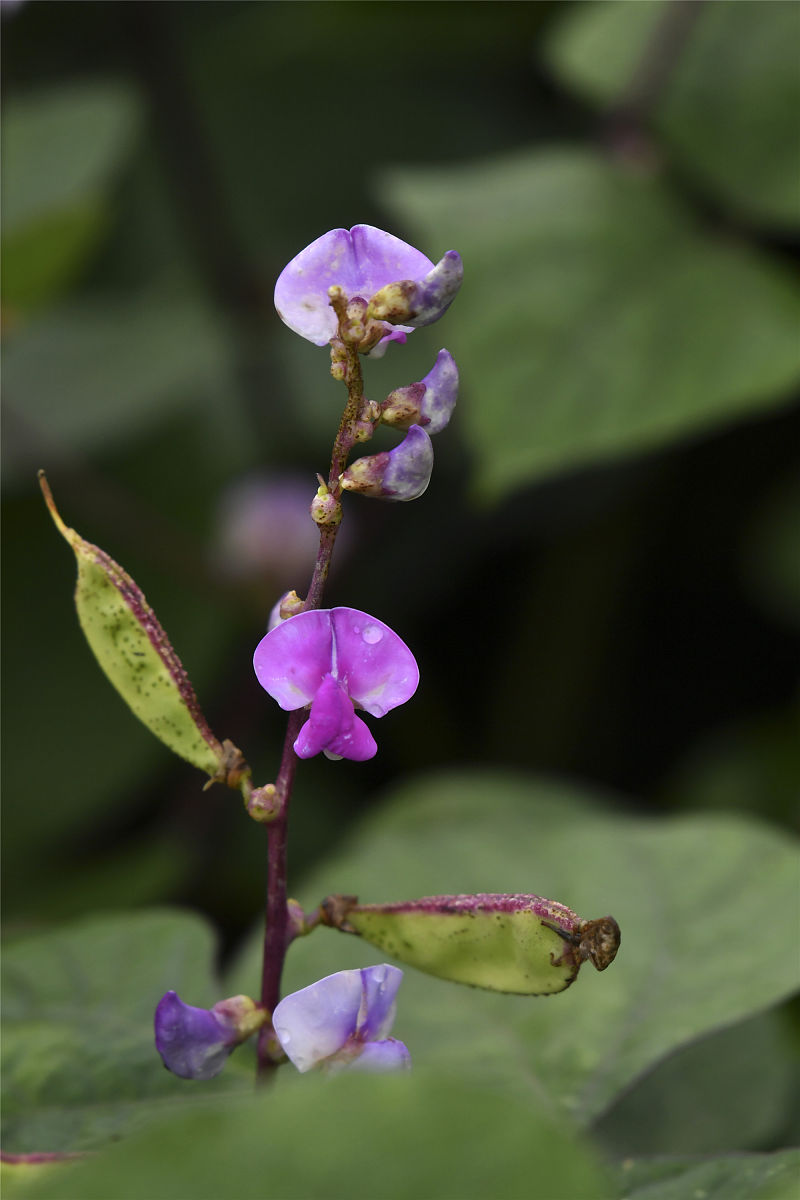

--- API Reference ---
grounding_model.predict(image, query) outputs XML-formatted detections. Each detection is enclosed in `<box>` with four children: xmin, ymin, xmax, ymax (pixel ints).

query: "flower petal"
<box><xmin>347</xmin><ymin>1038</ymin><xmax>411</xmax><ymax>1072</ymax></box>
<box><xmin>404</xmin><ymin>251</ymin><xmax>463</xmax><ymax>327</ymax></box>
<box><xmin>154</xmin><ymin>991</ymin><xmax>236</xmax><ymax>1081</ymax></box>
<box><xmin>381</xmin><ymin>425</ymin><xmax>434</xmax><ymax>501</ymax></box>
<box><xmin>420</xmin><ymin>349</ymin><xmax>459</xmax><ymax>434</ymax></box>
<box><xmin>274</xmin><ymin>228</ymin><xmax>355</xmax><ymax>346</ymax></box>
<box><xmin>272</xmin><ymin>969</ymin><xmax>365</xmax><ymax>1072</ymax></box>
<box><xmin>329</xmin><ymin>608</ymin><xmax>419</xmax><ymax>718</ymax></box>
<box><xmin>292</xmin><ymin>674</ymin><xmax>377</xmax><ymax>761</ymax></box>
<box><xmin>253</xmin><ymin>610</ymin><xmax>333</xmax><ymax>710</ymax></box>
<box><xmin>356</xmin><ymin>963</ymin><xmax>404</xmax><ymax>1040</ymax></box>
<box><xmin>349</xmin><ymin>225</ymin><xmax>433</xmax><ymax>298</ymax></box>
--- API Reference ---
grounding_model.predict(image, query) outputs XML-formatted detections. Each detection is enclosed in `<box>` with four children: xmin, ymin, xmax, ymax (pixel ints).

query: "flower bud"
<box><xmin>267</xmin><ymin>588</ymin><xmax>305</xmax><ymax>632</ymax></box>
<box><xmin>340</xmin><ymin>425</ymin><xmax>433</xmax><ymax>502</ymax></box>
<box><xmin>381</xmin><ymin>349</ymin><xmax>458</xmax><ymax>435</ymax></box>
<box><xmin>245</xmin><ymin>783</ymin><xmax>279</xmax><ymax>823</ymax></box>
<box><xmin>154</xmin><ymin>992</ymin><xmax>267</xmax><ymax>1080</ymax></box>
<box><xmin>323</xmin><ymin>893</ymin><xmax>621</xmax><ymax>996</ymax></box>
<box><xmin>310</xmin><ymin>485</ymin><xmax>343</xmax><ymax>527</ymax></box>
<box><xmin>367</xmin><ymin>251</ymin><xmax>463</xmax><ymax>329</ymax></box>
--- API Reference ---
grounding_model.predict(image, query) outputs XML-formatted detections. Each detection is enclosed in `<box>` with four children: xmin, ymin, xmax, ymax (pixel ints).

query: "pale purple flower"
<box><xmin>154</xmin><ymin>992</ymin><xmax>266</xmax><ymax>1080</ymax></box>
<box><xmin>253</xmin><ymin>607</ymin><xmax>419</xmax><ymax>761</ymax></box>
<box><xmin>274</xmin><ymin>225</ymin><xmax>462</xmax><ymax>348</ymax></box>
<box><xmin>340</xmin><ymin>425</ymin><xmax>434</xmax><ymax>502</ymax></box>
<box><xmin>381</xmin><ymin>349</ymin><xmax>459</xmax><ymax>435</ymax></box>
<box><xmin>272</xmin><ymin>965</ymin><xmax>410</xmax><ymax>1073</ymax></box>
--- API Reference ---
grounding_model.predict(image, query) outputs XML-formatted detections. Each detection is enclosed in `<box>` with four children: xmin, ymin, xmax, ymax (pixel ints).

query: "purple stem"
<box><xmin>256</xmin><ymin>326</ymin><xmax>365</xmax><ymax>1080</ymax></box>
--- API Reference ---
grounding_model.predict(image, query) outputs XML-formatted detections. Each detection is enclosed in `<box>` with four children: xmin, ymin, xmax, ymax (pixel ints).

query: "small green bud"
<box><xmin>39</xmin><ymin>472</ymin><xmax>227</xmax><ymax>779</ymax></box>
<box><xmin>245</xmin><ymin>783</ymin><xmax>279</xmax><ymax>823</ymax></box>
<box><xmin>310</xmin><ymin>485</ymin><xmax>342</xmax><ymax>527</ymax></box>
<box><xmin>323</xmin><ymin>892</ymin><xmax>620</xmax><ymax>995</ymax></box>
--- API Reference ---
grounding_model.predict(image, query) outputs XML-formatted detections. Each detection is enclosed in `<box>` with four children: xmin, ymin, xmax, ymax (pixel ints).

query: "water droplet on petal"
<box><xmin>373</xmin><ymin>964</ymin><xmax>388</xmax><ymax>983</ymax></box>
<box><xmin>362</xmin><ymin>625</ymin><xmax>383</xmax><ymax>645</ymax></box>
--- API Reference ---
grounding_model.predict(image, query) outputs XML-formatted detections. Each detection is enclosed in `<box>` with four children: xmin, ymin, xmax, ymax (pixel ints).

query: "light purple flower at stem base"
<box><xmin>274</xmin><ymin>225</ymin><xmax>462</xmax><ymax>349</ymax></box>
<box><xmin>253</xmin><ymin>608</ymin><xmax>419</xmax><ymax>762</ymax></box>
<box><xmin>272</xmin><ymin>965</ymin><xmax>410</xmax><ymax>1073</ymax></box>
<box><xmin>155</xmin><ymin>992</ymin><xmax>267</xmax><ymax>1080</ymax></box>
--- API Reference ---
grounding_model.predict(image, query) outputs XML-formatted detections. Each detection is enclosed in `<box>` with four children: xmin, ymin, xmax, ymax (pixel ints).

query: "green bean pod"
<box><xmin>323</xmin><ymin>892</ymin><xmax>620</xmax><ymax>995</ymax></box>
<box><xmin>40</xmin><ymin>471</ymin><xmax>230</xmax><ymax>780</ymax></box>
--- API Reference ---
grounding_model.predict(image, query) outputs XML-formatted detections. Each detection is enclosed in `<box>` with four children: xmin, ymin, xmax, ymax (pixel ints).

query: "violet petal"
<box><xmin>272</xmin><ymin>970</ymin><xmax>364</xmax><ymax>1072</ymax></box>
<box><xmin>420</xmin><ymin>349</ymin><xmax>459</xmax><ymax>434</ymax></box>
<box><xmin>356</xmin><ymin>963</ymin><xmax>403</xmax><ymax>1040</ymax></box>
<box><xmin>253</xmin><ymin>610</ymin><xmax>333</xmax><ymax>710</ymax></box>
<box><xmin>154</xmin><ymin>991</ymin><xmax>237</xmax><ymax>1081</ymax></box>
<box><xmin>329</xmin><ymin>608</ymin><xmax>419</xmax><ymax>718</ymax></box>
<box><xmin>381</xmin><ymin>425</ymin><xmax>434</xmax><ymax>501</ymax></box>
<box><xmin>348</xmin><ymin>1038</ymin><xmax>411</xmax><ymax>1072</ymax></box>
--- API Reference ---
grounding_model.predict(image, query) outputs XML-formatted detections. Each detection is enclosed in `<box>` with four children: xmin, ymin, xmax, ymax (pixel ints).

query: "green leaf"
<box><xmin>2</xmin><ymin>83</ymin><xmax>141</xmax><ymax>311</ymax></box>
<box><xmin>2</xmin><ymin>294</ymin><xmax>235</xmax><ymax>471</ymax></box>
<box><xmin>2</xmin><ymin>910</ymin><xmax>248</xmax><ymax>1154</ymax></box>
<box><xmin>595</xmin><ymin>1008</ymin><xmax>797</xmax><ymax>1156</ymax></box>
<box><xmin>543</xmin><ymin>0</ymin><xmax>800</xmax><ymax>229</ymax></box>
<box><xmin>15</xmin><ymin>1072</ymin><xmax>613</xmax><ymax>1200</ymax></box>
<box><xmin>618</xmin><ymin>1149</ymin><xmax>800</xmax><ymax>1200</ymax></box>
<box><xmin>379</xmin><ymin>149</ymin><xmax>800</xmax><ymax>500</ymax></box>
<box><xmin>231</xmin><ymin>771</ymin><xmax>800</xmax><ymax>1125</ymax></box>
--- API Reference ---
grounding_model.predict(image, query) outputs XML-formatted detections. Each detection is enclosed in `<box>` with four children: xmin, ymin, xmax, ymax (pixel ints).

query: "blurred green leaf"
<box><xmin>743</xmin><ymin>471</ymin><xmax>800</xmax><ymax>633</ymax></box>
<box><xmin>543</xmin><ymin>0</ymin><xmax>800</xmax><ymax>229</ymax></box>
<box><xmin>618</xmin><ymin>1149</ymin><xmax>800</xmax><ymax>1200</ymax></box>
<box><xmin>15</xmin><ymin>1071</ymin><xmax>613</xmax><ymax>1200</ymax></box>
<box><xmin>2</xmin><ymin>294</ymin><xmax>235</xmax><ymax>471</ymax></box>
<box><xmin>2</xmin><ymin>82</ymin><xmax>142</xmax><ymax>311</ymax></box>
<box><xmin>231</xmin><ymin>772</ymin><xmax>800</xmax><ymax>1125</ymax></box>
<box><xmin>663</xmin><ymin>703</ymin><xmax>800</xmax><ymax>827</ymax></box>
<box><xmin>2</xmin><ymin>910</ymin><xmax>248</xmax><ymax>1155</ymax></box>
<box><xmin>595</xmin><ymin>1007</ymin><xmax>797</xmax><ymax>1156</ymax></box>
<box><xmin>381</xmin><ymin>149</ymin><xmax>800</xmax><ymax>500</ymax></box>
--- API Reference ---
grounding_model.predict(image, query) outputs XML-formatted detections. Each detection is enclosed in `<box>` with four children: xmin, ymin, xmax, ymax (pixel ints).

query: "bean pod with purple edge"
<box><xmin>39</xmin><ymin>472</ymin><xmax>242</xmax><ymax>784</ymax></box>
<box><xmin>323</xmin><ymin>892</ymin><xmax>620</xmax><ymax>996</ymax></box>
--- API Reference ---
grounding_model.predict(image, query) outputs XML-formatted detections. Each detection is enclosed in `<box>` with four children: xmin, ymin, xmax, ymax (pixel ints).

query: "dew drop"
<box><xmin>362</xmin><ymin>625</ymin><xmax>383</xmax><ymax>645</ymax></box>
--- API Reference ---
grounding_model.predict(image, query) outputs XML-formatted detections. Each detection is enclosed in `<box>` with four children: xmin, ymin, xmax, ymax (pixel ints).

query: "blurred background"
<box><xmin>3</xmin><ymin>0</ymin><xmax>799</xmax><ymax>954</ymax></box>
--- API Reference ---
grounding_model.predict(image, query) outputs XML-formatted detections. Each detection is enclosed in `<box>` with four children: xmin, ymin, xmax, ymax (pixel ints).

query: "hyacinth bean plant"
<box><xmin>41</xmin><ymin>224</ymin><xmax>620</xmax><ymax>1085</ymax></box>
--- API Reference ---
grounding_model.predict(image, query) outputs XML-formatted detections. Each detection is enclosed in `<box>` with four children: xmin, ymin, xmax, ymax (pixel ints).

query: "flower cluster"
<box><xmin>155</xmin><ymin>224</ymin><xmax>462</xmax><ymax>1084</ymax></box>
<box><xmin>276</xmin><ymin>224</ymin><xmax>462</xmax><ymax>502</ymax></box>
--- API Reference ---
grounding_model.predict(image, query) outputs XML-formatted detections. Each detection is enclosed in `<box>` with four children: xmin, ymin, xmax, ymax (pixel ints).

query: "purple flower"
<box><xmin>272</xmin><ymin>965</ymin><xmax>410</xmax><ymax>1073</ymax></box>
<box><xmin>340</xmin><ymin>425</ymin><xmax>434</xmax><ymax>502</ymax></box>
<box><xmin>380</xmin><ymin>349</ymin><xmax>459</xmax><ymax>435</ymax></box>
<box><xmin>253</xmin><ymin>607</ymin><xmax>419</xmax><ymax>761</ymax></box>
<box><xmin>154</xmin><ymin>992</ymin><xmax>266</xmax><ymax>1080</ymax></box>
<box><xmin>274</xmin><ymin>225</ymin><xmax>462</xmax><ymax>348</ymax></box>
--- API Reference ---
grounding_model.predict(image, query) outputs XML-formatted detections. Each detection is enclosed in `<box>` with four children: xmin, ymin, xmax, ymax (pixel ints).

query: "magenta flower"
<box><xmin>154</xmin><ymin>992</ymin><xmax>266</xmax><ymax>1080</ymax></box>
<box><xmin>340</xmin><ymin>424</ymin><xmax>434</xmax><ymax>502</ymax></box>
<box><xmin>272</xmin><ymin>965</ymin><xmax>410</xmax><ymax>1073</ymax></box>
<box><xmin>274</xmin><ymin>225</ymin><xmax>462</xmax><ymax>348</ymax></box>
<box><xmin>253</xmin><ymin>607</ymin><xmax>419</xmax><ymax>761</ymax></box>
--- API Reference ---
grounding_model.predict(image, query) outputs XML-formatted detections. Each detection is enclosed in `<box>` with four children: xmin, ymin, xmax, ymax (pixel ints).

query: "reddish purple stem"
<box><xmin>256</xmin><ymin>333</ymin><xmax>363</xmax><ymax>1080</ymax></box>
